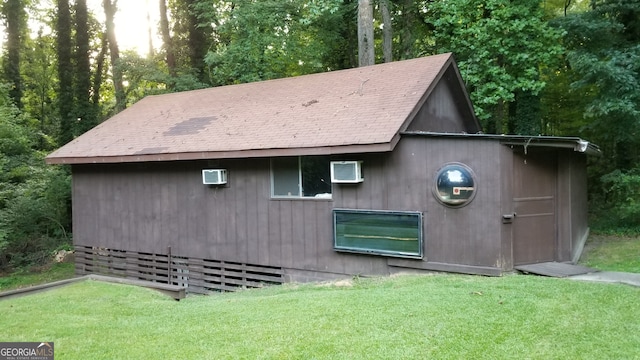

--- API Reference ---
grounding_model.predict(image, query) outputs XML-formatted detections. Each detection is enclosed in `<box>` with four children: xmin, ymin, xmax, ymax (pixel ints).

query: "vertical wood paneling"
<box><xmin>571</xmin><ymin>154</ymin><xmax>589</xmax><ymax>240</ymax></box>
<box><xmin>160</xmin><ymin>172</ymin><xmax>178</xmax><ymax>251</ymax></box>
<box><xmin>256</xmin><ymin>160</ymin><xmax>271</xmax><ymax>266</ymax></box>
<box><xmin>245</xmin><ymin>161</ymin><xmax>260</xmax><ymax>265</ymax></box>
<box><xmin>234</xmin><ymin>166</ymin><xmax>248</xmax><ymax>263</ymax></box>
<box><xmin>499</xmin><ymin>146</ymin><xmax>514</xmax><ymax>270</ymax></box>
<box><xmin>117</xmin><ymin>169</ymin><xmax>129</xmax><ymax>251</ymax></box>
<box><xmin>74</xmin><ymin>133</ymin><xmax>568</xmax><ymax>280</ymax></box>
<box><xmin>320</xmin><ymin>218</ymin><xmax>345</xmax><ymax>275</ymax></box>
<box><xmin>364</xmin><ymin>155</ymin><xmax>386</xmax><ymax>210</ymax></box>
<box><xmin>150</xmin><ymin>171</ymin><xmax>163</xmax><ymax>252</ymax></box>
<box><xmin>291</xmin><ymin>201</ymin><xmax>305</xmax><ymax>268</ymax></box>
<box><xmin>408</xmin><ymin>137</ymin><xmax>503</xmax><ymax>267</ymax></box>
<box><xmin>72</xmin><ymin>168</ymin><xmax>94</xmax><ymax>247</ymax></box>
<box><xmin>267</xmin><ymin>200</ymin><xmax>281</xmax><ymax>265</ymax></box>
<box><xmin>137</xmin><ymin>169</ymin><xmax>155</xmax><ymax>253</ymax></box>
<box><xmin>512</xmin><ymin>150</ymin><xmax>557</xmax><ymax>265</ymax></box>
<box><xmin>557</xmin><ymin>152</ymin><xmax>589</xmax><ymax>262</ymax></box>
<box><xmin>557</xmin><ymin>152</ymin><xmax>571</xmax><ymax>260</ymax></box>
<box><xmin>181</xmin><ymin>166</ymin><xmax>201</xmax><ymax>257</ymax></box>
<box><xmin>302</xmin><ymin>202</ymin><xmax>318</xmax><ymax>269</ymax></box>
<box><xmin>176</xmin><ymin>169</ymin><xmax>190</xmax><ymax>255</ymax></box>
<box><xmin>279</xmin><ymin>201</ymin><xmax>294</xmax><ymax>268</ymax></box>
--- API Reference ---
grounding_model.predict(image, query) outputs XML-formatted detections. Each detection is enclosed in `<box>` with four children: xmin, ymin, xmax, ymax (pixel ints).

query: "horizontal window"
<box><xmin>271</xmin><ymin>156</ymin><xmax>332</xmax><ymax>198</ymax></box>
<box><xmin>333</xmin><ymin>209</ymin><xmax>423</xmax><ymax>258</ymax></box>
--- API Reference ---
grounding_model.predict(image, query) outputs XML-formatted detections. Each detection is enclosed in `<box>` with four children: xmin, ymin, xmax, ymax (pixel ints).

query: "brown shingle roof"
<box><xmin>47</xmin><ymin>53</ymin><xmax>457</xmax><ymax>164</ymax></box>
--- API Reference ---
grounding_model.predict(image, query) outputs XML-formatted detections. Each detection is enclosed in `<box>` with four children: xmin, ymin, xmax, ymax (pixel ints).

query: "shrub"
<box><xmin>0</xmin><ymin>163</ymin><xmax>71</xmax><ymax>270</ymax></box>
<box><xmin>591</xmin><ymin>168</ymin><xmax>640</xmax><ymax>233</ymax></box>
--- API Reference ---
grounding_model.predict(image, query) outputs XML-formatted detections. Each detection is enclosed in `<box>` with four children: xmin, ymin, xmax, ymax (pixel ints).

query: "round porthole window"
<box><xmin>433</xmin><ymin>163</ymin><xmax>477</xmax><ymax>207</ymax></box>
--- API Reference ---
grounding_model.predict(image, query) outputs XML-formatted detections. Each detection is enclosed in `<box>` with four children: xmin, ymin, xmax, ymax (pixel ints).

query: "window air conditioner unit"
<box><xmin>202</xmin><ymin>169</ymin><xmax>227</xmax><ymax>185</ymax></box>
<box><xmin>330</xmin><ymin>161</ymin><xmax>363</xmax><ymax>183</ymax></box>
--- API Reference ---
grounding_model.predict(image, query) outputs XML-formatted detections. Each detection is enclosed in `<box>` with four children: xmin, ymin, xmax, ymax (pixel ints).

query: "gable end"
<box><xmin>406</xmin><ymin>65</ymin><xmax>480</xmax><ymax>133</ymax></box>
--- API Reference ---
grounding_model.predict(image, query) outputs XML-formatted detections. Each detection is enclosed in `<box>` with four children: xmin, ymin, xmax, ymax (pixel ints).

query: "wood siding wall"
<box><xmin>406</xmin><ymin>67</ymin><xmax>479</xmax><ymax>133</ymax></box>
<box><xmin>557</xmin><ymin>152</ymin><xmax>589</xmax><ymax>261</ymax></box>
<box><xmin>379</xmin><ymin>137</ymin><xmax>505</xmax><ymax>268</ymax></box>
<box><xmin>71</xmin><ymin>137</ymin><xmax>587</xmax><ymax>281</ymax></box>
<box><xmin>72</xmin><ymin>136</ymin><xmax>507</xmax><ymax>281</ymax></box>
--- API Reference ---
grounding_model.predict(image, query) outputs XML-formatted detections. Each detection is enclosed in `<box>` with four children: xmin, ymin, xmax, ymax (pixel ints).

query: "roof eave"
<box><xmin>401</xmin><ymin>131</ymin><xmax>601</xmax><ymax>156</ymax></box>
<box><xmin>45</xmin><ymin>142</ymin><xmax>397</xmax><ymax>165</ymax></box>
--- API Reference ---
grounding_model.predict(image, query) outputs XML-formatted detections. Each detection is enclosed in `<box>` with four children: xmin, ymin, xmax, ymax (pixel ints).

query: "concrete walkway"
<box><xmin>569</xmin><ymin>271</ymin><xmax>640</xmax><ymax>287</ymax></box>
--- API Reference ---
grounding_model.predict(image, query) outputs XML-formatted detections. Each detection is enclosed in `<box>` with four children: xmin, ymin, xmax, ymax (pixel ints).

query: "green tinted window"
<box><xmin>333</xmin><ymin>209</ymin><xmax>422</xmax><ymax>258</ymax></box>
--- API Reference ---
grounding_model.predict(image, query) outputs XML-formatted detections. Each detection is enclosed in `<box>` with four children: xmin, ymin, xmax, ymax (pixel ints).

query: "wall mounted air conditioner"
<box><xmin>202</xmin><ymin>169</ymin><xmax>227</xmax><ymax>185</ymax></box>
<box><xmin>330</xmin><ymin>161</ymin><xmax>363</xmax><ymax>183</ymax></box>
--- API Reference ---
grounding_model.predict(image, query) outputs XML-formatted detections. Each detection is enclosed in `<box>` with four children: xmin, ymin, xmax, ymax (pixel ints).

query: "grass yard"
<box><xmin>579</xmin><ymin>234</ymin><xmax>640</xmax><ymax>273</ymax></box>
<box><xmin>0</xmin><ymin>262</ymin><xmax>75</xmax><ymax>292</ymax></box>
<box><xmin>1</xmin><ymin>273</ymin><xmax>639</xmax><ymax>359</ymax></box>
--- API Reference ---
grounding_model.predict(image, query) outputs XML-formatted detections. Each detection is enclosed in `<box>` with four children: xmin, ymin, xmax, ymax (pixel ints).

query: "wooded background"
<box><xmin>1</xmin><ymin>0</ymin><xmax>639</xmax><ymax>270</ymax></box>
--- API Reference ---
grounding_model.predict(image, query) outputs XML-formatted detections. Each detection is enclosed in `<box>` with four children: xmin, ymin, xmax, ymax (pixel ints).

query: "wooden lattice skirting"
<box><xmin>74</xmin><ymin>245</ymin><xmax>284</xmax><ymax>294</ymax></box>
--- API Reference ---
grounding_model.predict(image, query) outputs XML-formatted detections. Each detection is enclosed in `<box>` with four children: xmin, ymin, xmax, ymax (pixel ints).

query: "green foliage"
<box><xmin>554</xmin><ymin>1</ymin><xmax>640</xmax><ymax>146</ymax></box>
<box><xmin>0</xmin><ymin>86</ymin><xmax>71</xmax><ymax>271</ymax></box>
<box><xmin>205</xmin><ymin>0</ymin><xmax>348</xmax><ymax>85</ymax></box>
<box><xmin>591</xmin><ymin>168</ymin><xmax>640</xmax><ymax>231</ymax></box>
<box><xmin>430</xmin><ymin>0</ymin><xmax>564</xmax><ymax>133</ymax></box>
<box><xmin>21</xmin><ymin>28</ymin><xmax>59</xmax><ymax>150</ymax></box>
<box><xmin>551</xmin><ymin>0</ymin><xmax>640</xmax><ymax>230</ymax></box>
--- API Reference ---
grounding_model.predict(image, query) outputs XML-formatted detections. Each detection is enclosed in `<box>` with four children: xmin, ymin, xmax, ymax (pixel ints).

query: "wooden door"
<box><xmin>512</xmin><ymin>151</ymin><xmax>557</xmax><ymax>265</ymax></box>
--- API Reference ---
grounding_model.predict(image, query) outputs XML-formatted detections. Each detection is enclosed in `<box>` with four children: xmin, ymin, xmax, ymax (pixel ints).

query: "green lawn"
<box><xmin>0</xmin><ymin>262</ymin><xmax>75</xmax><ymax>291</ymax></box>
<box><xmin>579</xmin><ymin>234</ymin><xmax>640</xmax><ymax>273</ymax></box>
<box><xmin>1</xmin><ymin>274</ymin><xmax>639</xmax><ymax>359</ymax></box>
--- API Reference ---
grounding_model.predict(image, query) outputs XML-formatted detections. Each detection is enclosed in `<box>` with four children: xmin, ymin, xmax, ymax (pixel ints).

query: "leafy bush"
<box><xmin>0</xmin><ymin>162</ymin><xmax>71</xmax><ymax>270</ymax></box>
<box><xmin>0</xmin><ymin>85</ymin><xmax>72</xmax><ymax>271</ymax></box>
<box><xmin>591</xmin><ymin>168</ymin><xmax>640</xmax><ymax>233</ymax></box>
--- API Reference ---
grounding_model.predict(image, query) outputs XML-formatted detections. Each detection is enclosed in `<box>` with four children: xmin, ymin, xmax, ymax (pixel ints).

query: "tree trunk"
<box><xmin>56</xmin><ymin>0</ymin><xmax>74</xmax><ymax>144</ymax></box>
<box><xmin>103</xmin><ymin>0</ymin><xmax>126</xmax><ymax>112</ymax></box>
<box><xmin>159</xmin><ymin>0</ymin><xmax>177</xmax><ymax>78</ymax></box>
<box><xmin>75</xmin><ymin>0</ymin><xmax>95</xmax><ymax>133</ymax></box>
<box><xmin>1</xmin><ymin>0</ymin><xmax>25</xmax><ymax>109</ymax></box>
<box><xmin>380</xmin><ymin>0</ymin><xmax>393</xmax><ymax>63</ymax></box>
<box><xmin>357</xmin><ymin>0</ymin><xmax>374</xmax><ymax>67</ymax></box>
<box><xmin>509</xmin><ymin>90</ymin><xmax>542</xmax><ymax>135</ymax></box>
<box><xmin>92</xmin><ymin>31</ymin><xmax>108</xmax><ymax>106</ymax></box>
<box><xmin>147</xmin><ymin>8</ymin><xmax>155</xmax><ymax>57</ymax></box>
<box><xmin>399</xmin><ymin>0</ymin><xmax>415</xmax><ymax>60</ymax></box>
<box><xmin>186</xmin><ymin>0</ymin><xmax>211</xmax><ymax>84</ymax></box>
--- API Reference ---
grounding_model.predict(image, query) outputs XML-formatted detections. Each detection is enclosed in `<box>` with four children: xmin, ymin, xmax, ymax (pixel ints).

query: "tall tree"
<box><xmin>205</xmin><ymin>0</ymin><xmax>345</xmax><ymax>85</ymax></box>
<box><xmin>159</xmin><ymin>0</ymin><xmax>176</xmax><ymax>78</ymax></box>
<box><xmin>555</xmin><ymin>0</ymin><xmax>640</xmax><ymax>170</ymax></box>
<box><xmin>103</xmin><ymin>0</ymin><xmax>126</xmax><ymax>112</ymax></box>
<box><xmin>185</xmin><ymin>0</ymin><xmax>212</xmax><ymax>83</ymax></box>
<box><xmin>92</xmin><ymin>31</ymin><xmax>108</xmax><ymax>106</ymax></box>
<box><xmin>1</xmin><ymin>0</ymin><xmax>27</xmax><ymax>109</ymax></box>
<box><xmin>380</xmin><ymin>0</ymin><xmax>392</xmax><ymax>63</ymax></box>
<box><xmin>55</xmin><ymin>0</ymin><xmax>74</xmax><ymax>144</ymax></box>
<box><xmin>430</xmin><ymin>0</ymin><xmax>564</xmax><ymax>133</ymax></box>
<box><xmin>146</xmin><ymin>8</ymin><xmax>154</xmax><ymax>57</ymax></box>
<box><xmin>74</xmin><ymin>0</ymin><xmax>95</xmax><ymax>134</ymax></box>
<box><xmin>357</xmin><ymin>0</ymin><xmax>374</xmax><ymax>66</ymax></box>
<box><xmin>22</xmin><ymin>28</ymin><xmax>57</xmax><ymax>149</ymax></box>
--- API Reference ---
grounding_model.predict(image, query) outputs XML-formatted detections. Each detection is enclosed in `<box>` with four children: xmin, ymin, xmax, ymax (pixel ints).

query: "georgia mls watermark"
<box><xmin>0</xmin><ymin>342</ymin><xmax>54</xmax><ymax>360</ymax></box>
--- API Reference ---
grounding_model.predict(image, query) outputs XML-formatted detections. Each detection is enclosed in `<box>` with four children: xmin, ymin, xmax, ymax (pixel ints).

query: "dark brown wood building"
<box><xmin>47</xmin><ymin>53</ymin><xmax>599</xmax><ymax>293</ymax></box>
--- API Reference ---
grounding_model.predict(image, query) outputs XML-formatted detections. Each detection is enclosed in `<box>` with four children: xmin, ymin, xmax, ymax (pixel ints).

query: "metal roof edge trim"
<box><xmin>45</xmin><ymin>142</ymin><xmax>395</xmax><ymax>165</ymax></box>
<box><xmin>401</xmin><ymin>131</ymin><xmax>602</xmax><ymax>156</ymax></box>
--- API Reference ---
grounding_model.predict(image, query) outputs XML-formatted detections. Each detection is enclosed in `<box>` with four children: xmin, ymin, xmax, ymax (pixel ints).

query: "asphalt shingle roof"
<box><xmin>47</xmin><ymin>53</ymin><xmax>456</xmax><ymax>164</ymax></box>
